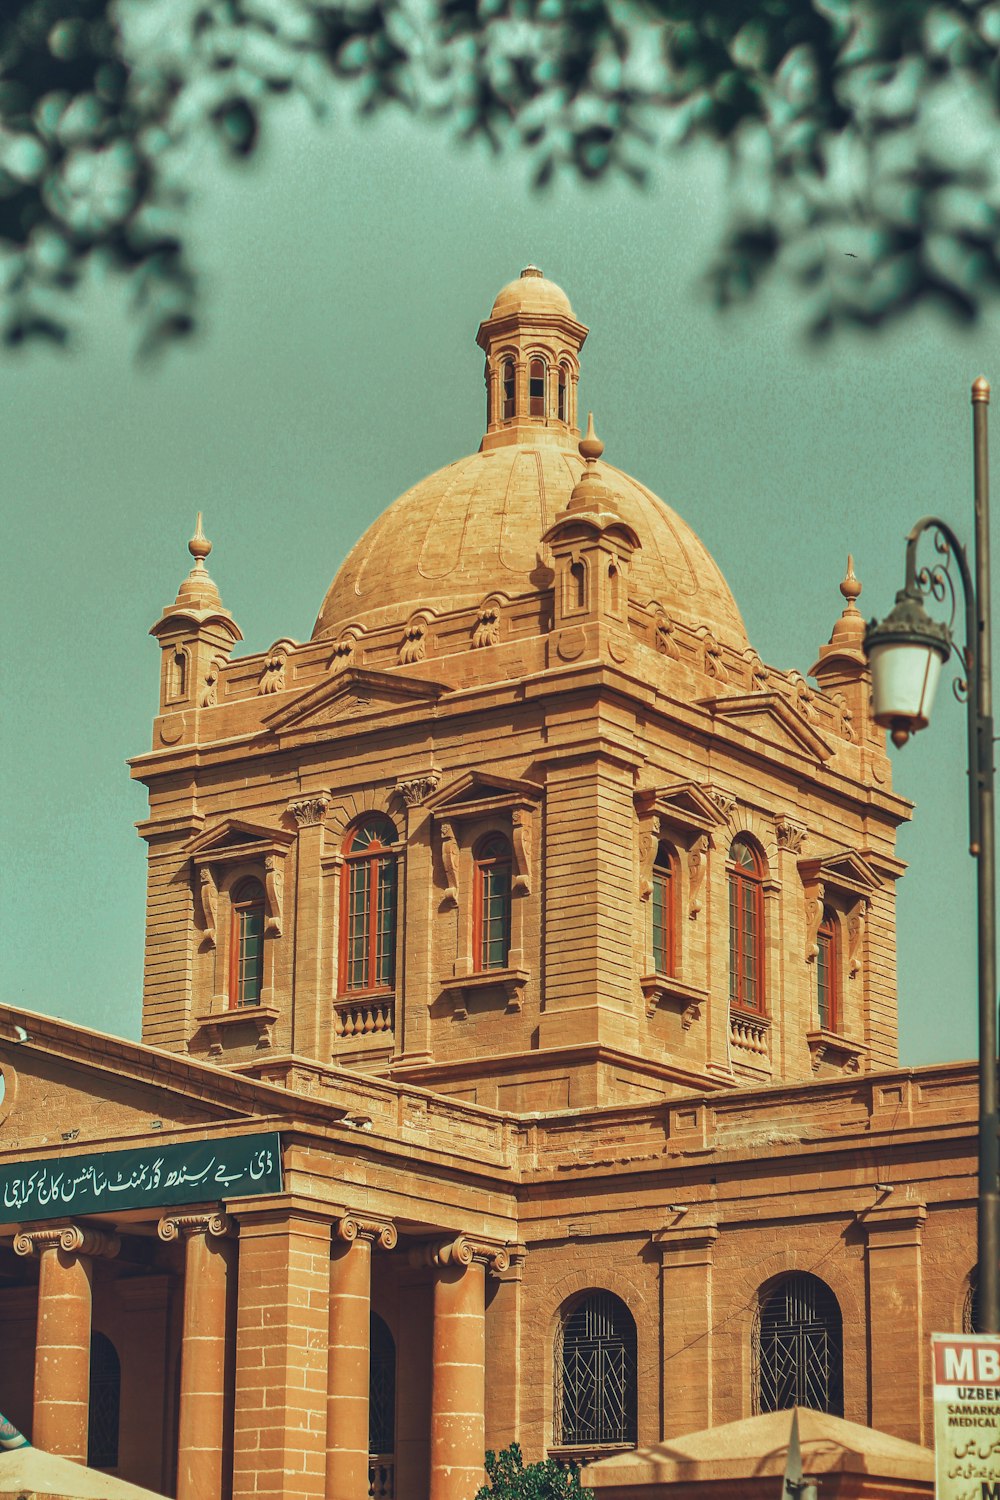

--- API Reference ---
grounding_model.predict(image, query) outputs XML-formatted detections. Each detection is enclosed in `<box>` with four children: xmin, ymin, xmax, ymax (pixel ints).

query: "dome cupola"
<box><xmin>476</xmin><ymin>266</ymin><xmax>589</xmax><ymax>452</ymax></box>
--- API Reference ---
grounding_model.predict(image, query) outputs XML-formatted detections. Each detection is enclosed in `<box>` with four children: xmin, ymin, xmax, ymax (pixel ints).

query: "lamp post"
<box><xmin>864</xmin><ymin>377</ymin><xmax>998</xmax><ymax>1333</ymax></box>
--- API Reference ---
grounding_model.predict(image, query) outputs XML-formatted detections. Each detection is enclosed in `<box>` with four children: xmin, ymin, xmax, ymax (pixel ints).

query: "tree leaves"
<box><xmin>475</xmin><ymin>1444</ymin><xmax>583</xmax><ymax>1500</ymax></box>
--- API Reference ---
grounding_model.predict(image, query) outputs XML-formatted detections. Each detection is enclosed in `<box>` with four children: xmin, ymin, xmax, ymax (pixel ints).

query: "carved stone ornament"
<box><xmin>197</xmin><ymin>866</ymin><xmax>218</xmax><ymax>947</ymax></box>
<box><xmin>707</xmin><ymin>788</ymin><xmax>737</xmax><ymax>823</ymax></box>
<box><xmin>258</xmin><ymin>649</ymin><xmax>287</xmax><ymax>695</ymax></box>
<box><xmin>655</xmin><ymin>612</ymin><xmax>679</xmax><ymax>659</ymax></box>
<box><xmin>395</xmin><ymin>772</ymin><xmax>441</xmax><ymax>807</ymax></box>
<box><xmin>287</xmin><ymin>792</ymin><xmax>332</xmax><ymax>828</ymax></box>
<box><xmin>639</xmin><ymin>828</ymin><xmax>655</xmax><ymax>902</ymax></box>
<box><xmin>833</xmin><ymin>691</ymin><xmax>856</xmax><ymax>742</ymax></box>
<box><xmin>472</xmin><ymin>602</ymin><xmax>502</xmax><ymax>650</ymax></box>
<box><xmin>335</xmin><ymin>1215</ymin><xmax>397</xmax><ymax>1250</ymax></box>
<box><xmin>329</xmin><ymin>629</ymin><xmax>361</xmax><ymax>672</ymax></box>
<box><xmin>847</xmin><ymin>900</ymin><xmax>868</xmax><ymax>978</ymax></box>
<box><xmin>264</xmin><ymin>855</ymin><xmax>283</xmax><ymax>938</ymax></box>
<box><xmin>804</xmin><ymin>880</ymin><xmax>825</xmax><ymax>963</ymax></box>
<box><xmin>399</xmin><ymin>618</ymin><xmax>428</xmax><ymax>665</ymax></box>
<box><xmin>410</xmin><ymin>1234</ymin><xmax>511</xmax><ymax>1275</ymax></box>
<box><xmin>744</xmin><ymin>650</ymin><xmax>770</xmax><ymax>691</ymax></box>
<box><xmin>14</xmin><ymin>1223</ymin><xmax>120</xmax><ymax>1259</ymax></box>
<box><xmin>775</xmin><ymin>815</ymin><xmax>807</xmax><ymax>855</ymax></box>
<box><xmin>703</xmin><ymin>632</ymin><xmax>729</xmax><ymax>683</ymax></box>
<box><xmin>200</xmin><ymin>656</ymin><xmax>226</xmax><ymax>708</ymax></box>
<box><xmin>439</xmin><ymin>821</ymin><xmax>459</xmax><ymax>906</ymax></box>
<box><xmin>687</xmin><ymin>834</ymin><xmax>710</xmax><ymax>919</ymax></box>
<box><xmin>157</xmin><ymin>1211</ymin><xmax>233</xmax><ymax>1242</ymax></box>
<box><xmin>790</xmin><ymin>672</ymin><xmax>817</xmax><ymax>721</ymax></box>
<box><xmin>512</xmin><ymin>807</ymin><xmax>532</xmax><ymax>894</ymax></box>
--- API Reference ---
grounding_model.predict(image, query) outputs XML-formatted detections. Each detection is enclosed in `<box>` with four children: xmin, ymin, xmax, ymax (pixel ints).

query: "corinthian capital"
<box><xmin>395</xmin><ymin>772</ymin><xmax>440</xmax><ymax>807</ymax></box>
<box><xmin>287</xmin><ymin>792</ymin><xmax>332</xmax><ymax>828</ymax></box>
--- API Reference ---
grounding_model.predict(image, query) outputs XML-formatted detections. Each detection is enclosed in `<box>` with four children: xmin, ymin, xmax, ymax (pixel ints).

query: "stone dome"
<box><xmin>312</xmin><ymin>440</ymin><xmax>748</xmax><ymax>648</ymax></box>
<box><xmin>488</xmin><ymin>265</ymin><xmax>575</xmax><ymax>321</ymax></box>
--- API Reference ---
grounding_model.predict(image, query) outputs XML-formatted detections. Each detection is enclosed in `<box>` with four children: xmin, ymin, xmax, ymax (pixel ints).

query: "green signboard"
<box><xmin>0</xmin><ymin>1131</ymin><xmax>282</xmax><ymax>1224</ymax></box>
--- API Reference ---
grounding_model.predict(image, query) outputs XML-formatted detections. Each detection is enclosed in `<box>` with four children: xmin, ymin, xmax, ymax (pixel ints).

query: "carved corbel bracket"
<box><xmin>197</xmin><ymin>866</ymin><xmax>218</xmax><ymax>948</ymax></box>
<box><xmin>196</xmin><ymin>1006</ymin><xmax>280</xmax><ymax>1055</ymax></box>
<box><xmin>14</xmin><ymin>1223</ymin><xmax>121</xmax><ymax>1259</ymax></box>
<box><xmin>264</xmin><ymin>855</ymin><xmax>283</xmax><ymax>938</ymax></box>
<box><xmin>157</xmin><ymin>1211</ymin><xmax>233</xmax><ymax>1242</ymax></box>
<box><xmin>804</xmin><ymin>879</ymin><xmax>825</xmax><ymax>963</ymax></box>
<box><xmin>335</xmin><ymin>1215</ymin><xmax>397</xmax><ymax>1250</ymax></box>
<box><xmin>439</xmin><ymin>821</ymin><xmax>459</xmax><ymax>907</ymax></box>
<box><xmin>511</xmin><ymin>808</ymin><xmax>532</xmax><ymax>895</ymax></box>
<box><xmin>410</xmin><ymin>1233</ymin><xmax>511</xmax><ymax>1275</ymax></box>
<box><xmin>775</xmin><ymin>814</ymin><xmax>807</xmax><ymax>855</ymax></box>
<box><xmin>638</xmin><ymin>825</ymin><xmax>655</xmax><ymax>903</ymax></box>
<box><xmin>706</xmin><ymin>787</ymin><xmax>737</xmax><ymax>824</ymax></box>
<box><xmin>806</xmin><ymin>1029</ymin><xmax>864</xmax><ymax>1074</ymax></box>
<box><xmin>640</xmin><ymin>973</ymin><xmax>707</xmax><ymax>1027</ymax></box>
<box><xmin>687</xmin><ymin>834</ymin><xmax>711</xmax><ymax>919</ymax></box>
<box><xmin>395</xmin><ymin>772</ymin><xmax>441</xmax><ymax>808</ymax></box>
<box><xmin>847</xmin><ymin>899</ymin><xmax>869</xmax><ymax>979</ymax></box>
<box><xmin>287</xmin><ymin>791</ymin><xmax>332</xmax><ymax>829</ymax></box>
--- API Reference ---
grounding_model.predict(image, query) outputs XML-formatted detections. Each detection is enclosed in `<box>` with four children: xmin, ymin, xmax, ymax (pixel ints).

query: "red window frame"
<box><xmin>472</xmin><ymin>833</ymin><xmax>512</xmax><ymax>972</ymax></box>
<box><xmin>728</xmin><ymin>838</ymin><xmax>765</xmax><ymax>1013</ymax></box>
<box><xmin>339</xmin><ymin>816</ymin><xmax>398</xmax><ymax>995</ymax></box>
<box><xmin>651</xmin><ymin>843</ymin><xmax>676</xmax><ymax>975</ymax></box>
<box><xmin>816</xmin><ymin>907</ymin><xmax>839</xmax><ymax>1032</ymax></box>
<box><xmin>229</xmin><ymin>878</ymin><xmax>266</xmax><ymax>1009</ymax></box>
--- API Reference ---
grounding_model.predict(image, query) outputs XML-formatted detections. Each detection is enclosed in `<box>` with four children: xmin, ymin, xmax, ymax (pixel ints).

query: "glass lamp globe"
<box><xmin>865</xmin><ymin>590</ymin><xmax>951</xmax><ymax>746</ymax></box>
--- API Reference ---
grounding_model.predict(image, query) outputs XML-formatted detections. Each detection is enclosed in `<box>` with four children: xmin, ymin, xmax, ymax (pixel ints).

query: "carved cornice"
<box><xmin>287</xmin><ymin>792</ymin><xmax>332</xmax><ymax>828</ymax></box>
<box><xmin>395</xmin><ymin>773</ymin><xmax>441</xmax><ymax>808</ymax></box>
<box><xmin>335</xmin><ymin>1215</ymin><xmax>397</xmax><ymax>1250</ymax></box>
<box><xmin>14</xmin><ymin>1223</ymin><xmax>120</xmax><ymax>1259</ymax></box>
<box><xmin>157</xmin><ymin>1211</ymin><xmax>234</xmax><ymax>1242</ymax></box>
<box><xmin>409</xmin><ymin>1234</ymin><xmax>511</xmax><ymax>1274</ymax></box>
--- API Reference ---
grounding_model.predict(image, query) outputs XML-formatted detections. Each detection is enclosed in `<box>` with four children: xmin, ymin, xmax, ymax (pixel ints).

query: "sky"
<box><xmin>1</xmin><ymin>88</ymin><xmax>996</xmax><ymax>1068</ymax></box>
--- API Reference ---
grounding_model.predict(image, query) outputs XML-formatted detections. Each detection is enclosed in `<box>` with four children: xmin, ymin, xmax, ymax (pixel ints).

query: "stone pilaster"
<box><xmin>861</xmin><ymin>1200</ymin><xmax>927</xmax><ymax>1443</ymax></box>
<box><xmin>653</xmin><ymin>1222</ymin><xmax>719</xmax><ymax>1437</ymax></box>
<box><xmin>288</xmin><ymin>793</ymin><xmax>331</xmax><ymax>1059</ymax></box>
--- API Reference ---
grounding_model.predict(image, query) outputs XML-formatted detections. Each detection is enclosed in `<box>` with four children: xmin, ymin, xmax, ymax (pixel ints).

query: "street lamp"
<box><xmin>864</xmin><ymin>376</ymin><xmax>998</xmax><ymax>1333</ymax></box>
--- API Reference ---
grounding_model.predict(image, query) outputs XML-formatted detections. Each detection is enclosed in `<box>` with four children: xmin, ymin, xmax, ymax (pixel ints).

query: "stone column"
<box><xmin>653</xmin><ymin>1222</ymin><xmax>719</xmax><ymax>1437</ymax></box>
<box><xmin>229</xmin><ymin>1199</ymin><xmax>333</xmax><ymax>1500</ymax></box>
<box><xmin>862</xmin><ymin>1200</ymin><xmax>927</xmax><ymax>1443</ymax></box>
<box><xmin>158</xmin><ymin>1211</ymin><xmax>236</xmax><ymax>1500</ymax></box>
<box><xmin>326</xmin><ymin>1215</ymin><xmax>397</xmax><ymax>1500</ymax></box>
<box><xmin>288</xmin><ymin>793</ymin><xmax>332</xmax><ymax>1059</ymax></box>
<box><xmin>420</xmin><ymin>1235</ymin><xmax>509</xmax><ymax>1500</ymax></box>
<box><xmin>14</xmin><ymin>1223</ymin><xmax>120</xmax><ymax>1461</ymax></box>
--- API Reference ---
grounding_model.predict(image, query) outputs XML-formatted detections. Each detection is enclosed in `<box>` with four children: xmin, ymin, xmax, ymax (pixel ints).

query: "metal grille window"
<box><xmin>369</xmin><ymin>1313</ymin><xmax>396</xmax><ymax>1456</ymax></box>
<box><xmin>230</xmin><ymin>878</ymin><xmax>265</xmax><ymax>1008</ymax></box>
<box><xmin>88</xmin><ymin>1332</ymin><xmax>120</xmax><ymax>1469</ymax></box>
<box><xmin>729</xmin><ymin>838</ymin><xmax>764</xmax><ymax>1012</ymax></box>
<box><xmin>473</xmin><ymin>835</ymin><xmax>512</xmax><ymax>972</ymax></box>
<box><xmin>556</xmin><ymin>1292</ymin><xmax>637</xmax><ymax>1447</ymax></box>
<box><xmin>341</xmin><ymin>816</ymin><xmax>399</xmax><ymax>993</ymax></box>
<box><xmin>754</xmin><ymin>1274</ymin><xmax>843</xmax><ymax>1417</ymax></box>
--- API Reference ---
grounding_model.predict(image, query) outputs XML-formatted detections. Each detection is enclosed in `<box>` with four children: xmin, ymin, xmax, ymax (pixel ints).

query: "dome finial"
<box><xmin>829</xmin><ymin>553</ymin><xmax>865</xmax><ymax>649</ymax></box>
<box><xmin>840</xmin><ymin>554</ymin><xmax>861</xmax><ymax>610</ymax></box>
<box><xmin>189</xmin><ymin>512</ymin><xmax>212</xmax><ymax>568</ymax></box>
<box><xmin>579</xmin><ymin>411</ymin><xmax>604</xmax><ymax>464</ymax></box>
<box><xmin>520</xmin><ymin>265</ymin><xmax>544</xmax><ymax>279</ymax></box>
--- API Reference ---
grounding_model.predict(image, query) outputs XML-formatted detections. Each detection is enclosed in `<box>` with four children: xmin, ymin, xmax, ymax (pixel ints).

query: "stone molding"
<box><xmin>651</xmin><ymin>1221</ymin><xmax>720</xmax><ymax>1261</ymax></box>
<box><xmin>157</xmin><ymin>1211</ymin><xmax>234</xmax><ymax>1242</ymax></box>
<box><xmin>287</xmin><ymin>792</ymin><xmax>332</xmax><ymax>828</ymax></box>
<box><xmin>857</xmin><ymin>1200</ymin><xmax>927</xmax><ymax>1241</ymax></box>
<box><xmin>334</xmin><ymin>1214</ymin><xmax>397</xmax><ymax>1250</ymax></box>
<box><xmin>409</xmin><ymin>1233</ymin><xmax>511</xmax><ymax>1274</ymax></box>
<box><xmin>14</xmin><ymin>1223</ymin><xmax>120</xmax><ymax>1259</ymax></box>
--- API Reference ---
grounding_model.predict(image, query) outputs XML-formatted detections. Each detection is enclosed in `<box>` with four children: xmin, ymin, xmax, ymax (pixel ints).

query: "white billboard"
<box><xmin>933</xmin><ymin>1333</ymin><xmax>1000</xmax><ymax>1499</ymax></box>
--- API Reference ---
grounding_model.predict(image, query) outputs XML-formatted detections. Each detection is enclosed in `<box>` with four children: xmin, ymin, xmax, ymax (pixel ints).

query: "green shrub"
<box><xmin>475</xmin><ymin>1443</ymin><xmax>582</xmax><ymax>1500</ymax></box>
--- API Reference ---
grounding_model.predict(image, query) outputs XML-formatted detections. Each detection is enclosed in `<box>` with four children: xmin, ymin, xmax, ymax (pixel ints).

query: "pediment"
<box><xmin>425</xmin><ymin>770</ymin><xmax>544</xmax><ymax>820</ymax></box>
<box><xmin>636</xmin><ymin>780</ymin><xmax>727</xmax><ymax>833</ymax></box>
<box><xmin>263</xmin><ymin>668</ymin><xmax>449</xmax><ymax>733</ymax></box>
<box><xmin>186</xmin><ymin>817</ymin><xmax>295</xmax><ymax>862</ymax></box>
<box><xmin>799</xmin><ymin>849</ymin><xmax>881</xmax><ymax>897</ymax></box>
<box><xmin>700</xmin><ymin>692</ymin><xmax>834</xmax><ymax>763</ymax></box>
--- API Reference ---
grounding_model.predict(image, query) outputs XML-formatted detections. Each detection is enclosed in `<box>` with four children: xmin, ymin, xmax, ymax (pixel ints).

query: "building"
<box><xmin>0</xmin><ymin>268</ymin><xmax>978</xmax><ymax>1500</ymax></box>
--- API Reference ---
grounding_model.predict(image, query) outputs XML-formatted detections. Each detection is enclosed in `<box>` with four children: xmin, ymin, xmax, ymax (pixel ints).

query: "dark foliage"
<box><xmin>3</xmin><ymin>0</ymin><xmax>1000</xmax><ymax>350</ymax></box>
<box><xmin>475</xmin><ymin>1443</ymin><xmax>583</xmax><ymax>1500</ymax></box>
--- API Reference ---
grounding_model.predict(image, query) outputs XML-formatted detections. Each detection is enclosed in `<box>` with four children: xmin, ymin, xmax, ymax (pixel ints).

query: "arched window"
<box><xmin>167</xmin><ymin>647</ymin><xmax>187</xmax><ymax>700</ymax></box>
<box><xmin>754</xmin><ymin>1274</ymin><xmax>843</xmax><ymax>1417</ymax></box>
<box><xmin>529</xmin><ymin>358</ymin><xmax>546</xmax><ymax>417</ymax></box>
<box><xmin>729</xmin><ymin>838</ymin><xmax>764</xmax><ymax>1013</ymax></box>
<box><xmin>230</xmin><ymin>878</ymin><xmax>265</xmax><ymax>1008</ymax></box>
<box><xmin>570</xmin><ymin>559</ymin><xmax>586</xmax><ymax>610</ymax></box>
<box><xmin>558</xmin><ymin>365</ymin><xmax>568</xmax><ymax>422</ymax></box>
<box><xmin>556</xmin><ymin>1291</ymin><xmax>637</xmax><ymax>1448</ymax></box>
<box><xmin>651</xmin><ymin>842</ymin><xmax>676</xmax><ymax>976</ymax></box>
<box><xmin>817</xmin><ymin>907</ymin><xmax>839</xmax><ymax>1031</ymax></box>
<box><xmin>502</xmin><ymin>359</ymin><xmax>516</xmax><ymax>420</ymax></box>
<box><xmin>88</xmin><ymin>1331</ymin><xmax>121</xmax><ymax>1469</ymax></box>
<box><xmin>342</xmin><ymin>816</ymin><xmax>399</xmax><ymax>993</ymax></box>
<box><xmin>369</xmin><ymin>1314</ymin><xmax>396</xmax><ymax>1462</ymax></box>
<box><xmin>608</xmin><ymin>562</ymin><xmax>621</xmax><ymax>614</ymax></box>
<box><xmin>473</xmin><ymin>834</ymin><xmax>512</xmax><ymax>972</ymax></box>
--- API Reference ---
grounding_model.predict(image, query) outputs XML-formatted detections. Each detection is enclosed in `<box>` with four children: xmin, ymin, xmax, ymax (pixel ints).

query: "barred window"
<box><xmin>230</xmin><ymin>878</ymin><xmax>265</xmax><ymax>1008</ymax></box>
<box><xmin>88</xmin><ymin>1332</ymin><xmax>121</xmax><ymax>1469</ymax></box>
<box><xmin>754</xmin><ymin>1274</ymin><xmax>843</xmax><ymax>1417</ymax></box>
<box><xmin>473</xmin><ymin>834</ymin><xmax>512</xmax><ymax>972</ymax></box>
<box><xmin>728</xmin><ymin>838</ymin><xmax>764</xmax><ymax>1012</ymax></box>
<box><xmin>341</xmin><ymin>816</ymin><xmax>399</xmax><ymax>993</ymax></box>
<box><xmin>369</xmin><ymin>1314</ymin><xmax>396</xmax><ymax>1456</ymax></box>
<box><xmin>556</xmin><ymin>1292</ymin><xmax>637</xmax><ymax>1447</ymax></box>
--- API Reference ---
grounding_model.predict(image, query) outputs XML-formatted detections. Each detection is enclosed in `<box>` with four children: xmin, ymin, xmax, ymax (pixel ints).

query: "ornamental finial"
<box><xmin>189</xmin><ymin>512</ymin><xmax>212</xmax><ymax>567</ymax></box>
<box><xmin>579</xmin><ymin>411</ymin><xmax>604</xmax><ymax>463</ymax></box>
<box><xmin>840</xmin><ymin>554</ymin><xmax>862</xmax><ymax>610</ymax></box>
<box><xmin>972</xmin><ymin>376</ymin><xmax>991</xmax><ymax>404</ymax></box>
